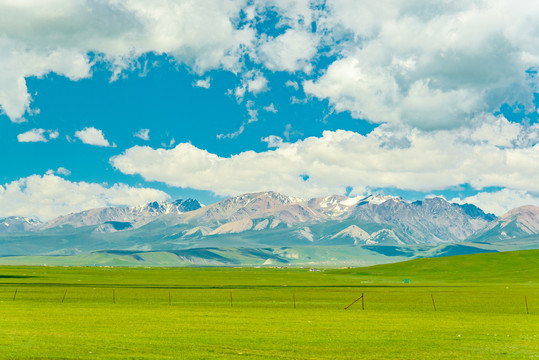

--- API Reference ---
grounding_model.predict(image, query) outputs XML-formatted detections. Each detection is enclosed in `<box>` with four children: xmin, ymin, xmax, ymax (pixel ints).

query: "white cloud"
<box><xmin>17</xmin><ymin>128</ymin><xmax>59</xmax><ymax>143</ymax></box>
<box><xmin>0</xmin><ymin>173</ymin><xmax>169</xmax><ymax>220</ymax></box>
<box><xmin>56</xmin><ymin>167</ymin><xmax>71</xmax><ymax>176</ymax></box>
<box><xmin>303</xmin><ymin>0</ymin><xmax>539</xmax><ymax>130</ymax></box>
<box><xmin>111</xmin><ymin>115</ymin><xmax>539</xmax><ymax>202</ymax></box>
<box><xmin>259</xmin><ymin>29</ymin><xmax>318</xmax><ymax>72</ymax></box>
<box><xmin>285</xmin><ymin>80</ymin><xmax>299</xmax><ymax>91</ymax></box>
<box><xmin>75</xmin><ymin>127</ymin><xmax>115</xmax><ymax>147</ymax></box>
<box><xmin>134</xmin><ymin>128</ymin><xmax>150</xmax><ymax>141</ymax></box>
<box><xmin>217</xmin><ymin>100</ymin><xmax>258</xmax><ymax>139</ymax></box>
<box><xmin>216</xmin><ymin>123</ymin><xmax>246</xmax><ymax>140</ymax></box>
<box><xmin>452</xmin><ymin>189</ymin><xmax>539</xmax><ymax>216</ymax></box>
<box><xmin>261</xmin><ymin>135</ymin><xmax>283</xmax><ymax>148</ymax></box>
<box><xmin>48</xmin><ymin>130</ymin><xmax>59</xmax><ymax>139</ymax></box>
<box><xmin>246</xmin><ymin>71</ymin><xmax>269</xmax><ymax>95</ymax></box>
<box><xmin>194</xmin><ymin>77</ymin><xmax>211</xmax><ymax>89</ymax></box>
<box><xmin>0</xmin><ymin>0</ymin><xmax>254</xmax><ymax>121</ymax></box>
<box><xmin>3</xmin><ymin>0</ymin><xmax>539</xmax><ymax>132</ymax></box>
<box><xmin>263</xmin><ymin>103</ymin><xmax>278</xmax><ymax>113</ymax></box>
<box><xmin>231</xmin><ymin>70</ymin><xmax>270</xmax><ymax>102</ymax></box>
<box><xmin>45</xmin><ymin>167</ymin><xmax>71</xmax><ymax>176</ymax></box>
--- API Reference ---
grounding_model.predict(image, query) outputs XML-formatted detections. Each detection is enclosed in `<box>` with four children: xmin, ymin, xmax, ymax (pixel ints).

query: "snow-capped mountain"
<box><xmin>1</xmin><ymin>191</ymin><xmax>496</xmax><ymax>244</ymax></box>
<box><xmin>41</xmin><ymin>198</ymin><xmax>202</xmax><ymax>230</ymax></box>
<box><xmin>308</xmin><ymin>194</ymin><xmax>401</xmax><ymax>218</ymax></box>
<box><xmin>183</xmin><ymin>191</ymin><xmax>318</xmax><ymax>225</ymax></box>
<box><xmin>171</xmin><ymin>192</ymin><xmax>495</xmax><ymax>245</ymax></box>
<box><xmin>347</xmin><ymin>197</ymin><xmax>495</xmax><ymax>244</ymax></box>
<box><xmin>0</xmin><ymin>216</ymin><xmax>41</xmax><ymax>233</ymax></box>
<box><xmin>2</xmin><ymin>190</ymin><xmax>539</xmax><ymax>265</ymax></box>
<box><xmin>1</xmin><ymin>191</ymin><xmax>537</xmax><ymax>266</ymax></box>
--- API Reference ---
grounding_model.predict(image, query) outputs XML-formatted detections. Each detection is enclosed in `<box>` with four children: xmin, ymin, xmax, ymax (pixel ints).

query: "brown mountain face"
<box><xmin>183</xmin><ymin>191</ymin><xmax>322</xmax><ymax>225</ymax></box>
<box><xmin>470</xmin><ymin>205</ymin><xmax>539</xmax><ymax>242</ymax></box>
<box><xmin>39</xmin><ymin>199</ymin><xmax>202</xmax><ymax>230</ymax></box>
<box><xmin>1</xmin><ymin>191</ymin><xmax>501</xmax><ymax>246</ymax></box>
<box><xmin>177</xmin><ymin>192</ymin><xmax>496</xmax><ymax>244</ymax></box>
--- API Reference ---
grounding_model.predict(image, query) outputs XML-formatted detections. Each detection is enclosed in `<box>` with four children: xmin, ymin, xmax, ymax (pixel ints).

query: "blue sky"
<box><xmin>1</xmin><ymin>0</ymin><xmax>539</xmax><ymax>219</ymax></box>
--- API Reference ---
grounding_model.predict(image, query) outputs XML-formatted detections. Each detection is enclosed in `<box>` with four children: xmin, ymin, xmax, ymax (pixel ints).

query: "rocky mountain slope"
<box><xmin>174</xmin><ymin>192</ymin><xmax>494</xmax><ymax>245</ymax></box>
<box><xmin>0</xmin><ymin>216</ymin><xmax>41</xmax><ymax>233</ymax></box>
<box><xmin>33</xmin><ymin>199</ymin><xmax>201</xmax><ymax>232</ymax></box>
<box><xmin>1</xmin><ymin>191</ymin><xmax>538</xmax><ymax>266</ymax></box>
<box><xmin>469</xmin><ymin>205</ymin><xmax>539</xmax><ymax>242</ymax></box>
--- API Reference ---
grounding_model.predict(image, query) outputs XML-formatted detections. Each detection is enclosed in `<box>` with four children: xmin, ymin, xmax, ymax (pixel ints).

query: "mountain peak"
<box><xmin>226</xmin><ymin>191</ymin><xmax>304</xmax><ymax>206</ymax></box>
<box><xmin>0</xmin><ymin>216</ymin><xmax>41</xmax><ymax>233</ymax></box>
<box><xmin>362</xmin><ymin>194</ymin><xmax>403</xmax><ymax>205</ymax></box>
<box><xmin>501</xmin><ymin>205</ymin><xmax>539</xmax><ymax>219</ymax></box>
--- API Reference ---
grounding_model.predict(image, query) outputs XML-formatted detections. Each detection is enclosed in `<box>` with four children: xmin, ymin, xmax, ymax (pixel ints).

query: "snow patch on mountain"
<box><xmin>42</xmin><ymin>199</ymin><xmax>202</xmax><ymax>230</ymax></box>
<box><xmin>183</xmin><ymin>226</ymin><xmax>212</xmax><ymax>237</ymax></box>
<box><xmin>0</xmin><ymin>216</ymin><xmax>41</xmax><ymax>232</ymax></box>
<box><xmin>299</xmin><ymin>227</ymin><xmax>314</xmax><ymax>242</ymax></box>
<box><xmin>253</xmin><ymin>219</ymin><xmax>269</xmax><ymax>231</ymax></box>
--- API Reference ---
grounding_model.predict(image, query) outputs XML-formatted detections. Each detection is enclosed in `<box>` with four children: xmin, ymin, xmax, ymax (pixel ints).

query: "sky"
<box><xmin>2</xmin><ymin>0</ymin><xmax>539</xmax><ymax>220</ymax></box>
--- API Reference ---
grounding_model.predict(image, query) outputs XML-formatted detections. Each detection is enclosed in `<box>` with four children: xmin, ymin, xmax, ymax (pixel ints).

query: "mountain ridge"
<box><xmin>1</xmin><ymin>191</ymin><xmax>537</xmax><ymax>266</ymax></box>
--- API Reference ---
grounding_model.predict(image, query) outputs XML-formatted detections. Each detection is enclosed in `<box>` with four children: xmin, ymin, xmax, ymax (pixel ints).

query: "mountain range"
<box><xmin>0</xmin><ymin>191</ymin><xmax>537</xmax><ymax>266</ymax></box>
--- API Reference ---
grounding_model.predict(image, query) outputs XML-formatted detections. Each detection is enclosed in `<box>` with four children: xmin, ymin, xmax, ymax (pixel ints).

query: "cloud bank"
<box><xmin>2</xmin><ymin>0</ymin><xmax>539</xmax><ymax>130</ymax></box>
<box><xmin>111</xmin><ymin>114</ymin><xmax>539</xmax><ymax>213</ymax></box>
<box><xmin>0</xmin><ymin>173</ymin><xmax>169</xmax><ymax>220</ymax></box>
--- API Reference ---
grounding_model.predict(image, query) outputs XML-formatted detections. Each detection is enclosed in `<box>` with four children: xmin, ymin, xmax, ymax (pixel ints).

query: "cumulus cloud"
<box><xmin>285</xmin><ymin>80</ymin><xmax>299</xmax><ymax>90</ymax></box>
<box><xmin>56</xmin><ymin>167</ymin><xmax>71</xmax><ymax>176</ymax></box>
<box><xmin>134</xmin><ymin>128</ymin><xmax>150</xmax><ymax>141</ymax></box>
<box><xmin>46</xmin><ymin>167</ymin><xmax>71</xmax><ymax>176</ymax></box>
<box><xmin>303</xmin><ymin>0</ymin><xmax>539</xmax><ymax>130</ymax></box>
<box><xmin>0</xmin><ymin>0</ymin><xmax>254</xmax><ymax>121</ymax></box>
<box><xmin>453</xmin><ymin>189</ymin><xmax>539</xmax><ymax>216</ymax></box>
<box><xmin>194</xmin><ymin>77</ymin><xmax>211</xmax><ymax>89</ymax></box>
<box><xmin>246</xmin><ymin>72</ymin><xmax>269</xmax><ymax>94</ymax></box>
<box><xmin>75</xmin><ymin>127</ymin><xmax>115</xmax><ymax>147</ymax></box>
<box><xmin>259</xmin><ymin>28</ymin><xmax>318</xmax><ymax>72</ymax></box>
<box><xmin>111</xmin><ymin>115</ymin><xmax>539</xmax><ymax>200</ymax></box>
<box><xmin>263</xmin><ymin>103</ymin><xmax>278</xmax><ymax>113</ymax></box>
<box><xmin>111</xmin><ymin>117</ymin><xmax>539</xmax><ymax>197</ymax></box>
<box><xmin>3</xmin><ymin>0</ymin><xmax>539</xmax><ymax>132</ymax></box>
<box><xmin>261</xmin><ymin>135</ymin><xmax>283</xmax><ymax>148</ymax></box>
<box><xmin>17</xmin><ymin>128</ymin><xmax>59</xmax><ymax>143</ymax></box>
<box><xmin>0</xmin><ymin>173</ymin><xmax>169</xmax><ymax>220</ymax></box>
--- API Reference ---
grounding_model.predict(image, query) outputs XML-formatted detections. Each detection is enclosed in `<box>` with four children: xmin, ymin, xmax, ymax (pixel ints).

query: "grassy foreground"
<box><xmin>0</xmin><ymin>250</ymin><xmax>537</xmax><ymax>359</ymax></box>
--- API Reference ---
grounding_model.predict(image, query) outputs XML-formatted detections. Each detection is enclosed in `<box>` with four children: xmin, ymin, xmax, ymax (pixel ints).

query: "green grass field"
<box><xmin>0</xmin><ymin>250</ymin><xmax>538</xmax><ymax>359</ymax></box>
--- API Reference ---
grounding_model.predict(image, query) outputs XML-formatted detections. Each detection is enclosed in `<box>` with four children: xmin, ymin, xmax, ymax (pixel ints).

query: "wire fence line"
<box><xmin>0</xmin><ymin>286</ymin><xmax>533</xmax><ymax>314</ymax></box>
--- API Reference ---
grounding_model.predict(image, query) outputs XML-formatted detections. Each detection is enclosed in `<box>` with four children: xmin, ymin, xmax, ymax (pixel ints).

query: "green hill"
<box><xmin>335</xmin><ymin>249</ymin><xmax>539</xmax><ymax>284</ymax></box>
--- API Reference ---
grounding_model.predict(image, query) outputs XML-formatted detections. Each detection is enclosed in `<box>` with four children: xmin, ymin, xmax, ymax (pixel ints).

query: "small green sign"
<box><xmin>403</xmin><ymin>279</ymin><xmax>410</xmax><ymax>284</ymax></box>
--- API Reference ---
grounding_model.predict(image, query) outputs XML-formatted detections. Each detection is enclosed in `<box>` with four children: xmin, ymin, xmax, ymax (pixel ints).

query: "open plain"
<box><xmin>0</xmin><ymin>250</ymin><xmax>537</xmax><ymax>359</ymax></box>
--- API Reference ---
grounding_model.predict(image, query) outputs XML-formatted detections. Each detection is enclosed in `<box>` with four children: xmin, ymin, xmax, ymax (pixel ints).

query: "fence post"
<box><xmin>61</xmin><ymin>289</ymin><xmax>68</xmax><ymax>303</ymax></box>
<box><xmin>12</xmin><ymin>288</ymin><xmax>17</xmax><ymax>301</ymax></box>
<box><xmin>525</xmin><ymin>296</ymin><xmax>529</xmax><ymax>314</ymax></box>
<box><xmin>431</xmin><ymin>294</ymin><xmax>437</xmax><ymax>312</ymax></box>
<box><xmin>362</xmin><ymin>293</ymin><xmax>364</xmax><ymax>310</ymax></box>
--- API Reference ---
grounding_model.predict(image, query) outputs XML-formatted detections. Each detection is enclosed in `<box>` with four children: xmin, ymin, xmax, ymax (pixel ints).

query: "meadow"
<box><xmin>0</xmin><ymin>250</ymin><xmax>537</xmax><ymax>359</ymax></box>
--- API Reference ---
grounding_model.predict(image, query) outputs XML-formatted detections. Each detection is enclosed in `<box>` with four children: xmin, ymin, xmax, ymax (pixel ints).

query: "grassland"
<box><xmin>0</xmin><ymin>250</ymin><xmax>538</xmax><ymax>359</ymax></box>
